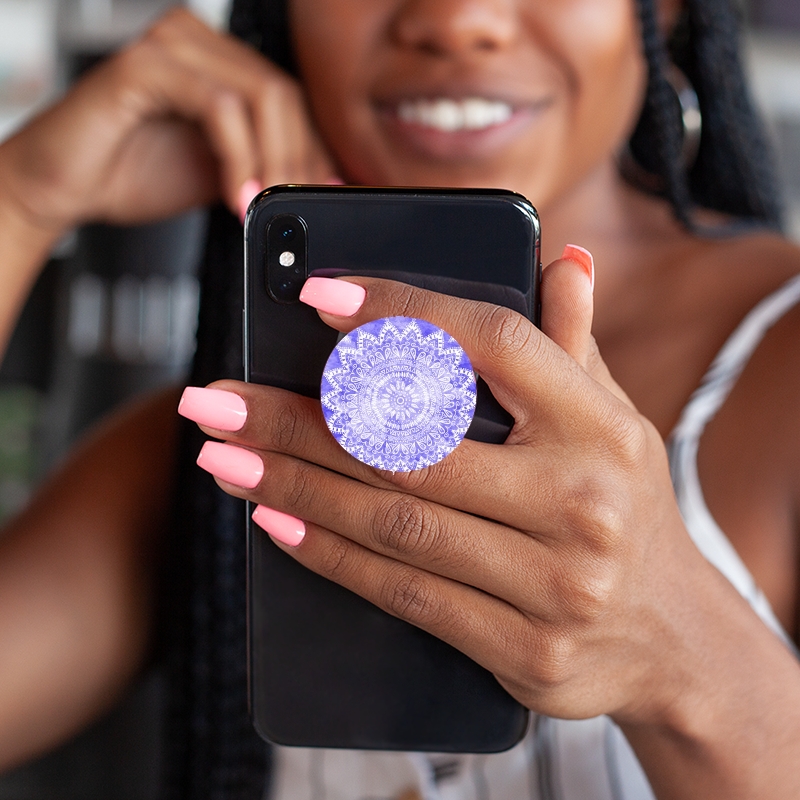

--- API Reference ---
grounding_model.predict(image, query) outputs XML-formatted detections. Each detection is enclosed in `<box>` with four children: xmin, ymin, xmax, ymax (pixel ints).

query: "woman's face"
<box><xmin>289</xmin><ymin>0</ymin><xmax>651</xmax><ymax>212</ymax></box>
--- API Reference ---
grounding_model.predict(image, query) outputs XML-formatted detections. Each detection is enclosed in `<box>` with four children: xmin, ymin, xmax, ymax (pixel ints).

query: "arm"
<box><xmin>0</xmin><ymin>388</ymin><xmax>179</xmax><ymax>772</ymax></box>
<box><xmin>0</xmin><ymin>7</ymin><xmax>335</xmax><ymax>358</ymax></box>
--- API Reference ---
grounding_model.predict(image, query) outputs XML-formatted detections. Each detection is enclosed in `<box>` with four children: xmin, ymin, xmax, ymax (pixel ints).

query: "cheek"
<box><xmin>289</xmin><ymin>0</ymin><xmax>380</xmax><ymax>149</ymax></box>
<box><xmin>562</xmin><ymin>0</ymin><xmax>647</xmax><ymax>158</ymax></box>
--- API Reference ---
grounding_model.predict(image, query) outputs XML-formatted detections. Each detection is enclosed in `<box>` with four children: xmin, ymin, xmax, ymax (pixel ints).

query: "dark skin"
<box><xmin>0</xmin><ymin>0</ymin><xmax>797</xmax><ymax>796</ymax></box>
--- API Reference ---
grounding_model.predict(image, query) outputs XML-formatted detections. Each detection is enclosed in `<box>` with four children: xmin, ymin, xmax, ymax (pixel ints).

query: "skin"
<box><xmin>0</xmin><ymin>1</ymin><xmax>797</xmax><ymax>797</ymax></box>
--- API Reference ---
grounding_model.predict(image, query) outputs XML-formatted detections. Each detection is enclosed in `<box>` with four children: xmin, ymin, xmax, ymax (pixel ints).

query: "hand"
<box><xmin>184</xmin><ymin>255</ymin><xmax>717</xmax><ymax>731</ymax></box>
<box><xmin>0</xmin><ymin>8</ymin><xmax>337</xmax><ymax>235</ymax></box>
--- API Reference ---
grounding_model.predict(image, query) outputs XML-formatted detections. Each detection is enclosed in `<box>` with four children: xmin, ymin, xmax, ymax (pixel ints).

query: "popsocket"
<box><xmin>321</xmin><ymin>316</ymin><xmax>477</xmax><ymax>471</ymax></box>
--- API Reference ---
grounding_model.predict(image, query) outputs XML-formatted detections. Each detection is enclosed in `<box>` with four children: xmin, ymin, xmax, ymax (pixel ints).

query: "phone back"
<box><xmin>245</xmin><ymin>186</ymin><xmax>540</xmax><ymax>752</ymax></box>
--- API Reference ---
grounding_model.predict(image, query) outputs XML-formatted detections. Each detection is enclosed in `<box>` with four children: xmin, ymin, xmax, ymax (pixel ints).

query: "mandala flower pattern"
<box><xmin>321</xmin><ymin>316</ymin><xmax>477</xmax><ymax>471</ymax></box>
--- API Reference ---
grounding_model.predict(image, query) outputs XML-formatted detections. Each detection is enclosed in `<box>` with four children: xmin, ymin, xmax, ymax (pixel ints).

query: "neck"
<box><xmin>537</xmin><ymin>158</ymin><xmax>693</xmax><ymax>328</ymax></box>
<box><xmin>539</xmin><ymin>159</ymin><xmax>686</xmax><ymax>269</ymax></box>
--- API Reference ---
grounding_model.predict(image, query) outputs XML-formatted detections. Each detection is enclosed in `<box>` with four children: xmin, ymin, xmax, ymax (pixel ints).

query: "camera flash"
<box><xmin>279</xmin><ymin>251</ymin><xmax>295</xmax><ymax>267</ymax></box>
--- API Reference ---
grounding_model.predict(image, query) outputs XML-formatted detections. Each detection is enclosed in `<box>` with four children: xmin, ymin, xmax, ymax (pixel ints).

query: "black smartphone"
<box><xmin>244</xmin><ymin>185</ymin><xmax>540</xmax><ymax>753</ymax></box>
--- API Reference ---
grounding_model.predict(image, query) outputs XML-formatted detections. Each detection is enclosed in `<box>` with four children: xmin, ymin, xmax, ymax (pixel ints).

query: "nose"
<box><xmin>390</xmin><ymin>0</ymin><xmax>518</xmax><ymax>57</ymax></box>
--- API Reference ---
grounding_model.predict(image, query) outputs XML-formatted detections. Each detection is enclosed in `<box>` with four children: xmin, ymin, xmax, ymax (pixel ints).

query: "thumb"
<box><xmin>540</xmin><ymin>244</ymin><xmax>594</xmax><ymax>366</ymax></box>
<box><xmin>542</xmin><ymin>245</ymin><xmax>635</xmax><ymax>407</ymax></box>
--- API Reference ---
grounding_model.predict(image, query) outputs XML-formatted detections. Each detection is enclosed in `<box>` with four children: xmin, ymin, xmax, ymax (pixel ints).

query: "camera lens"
<box><xmin>267</xmin><ymin>214</ymin><xmax>307</xmax><ymax>303</ymax></box>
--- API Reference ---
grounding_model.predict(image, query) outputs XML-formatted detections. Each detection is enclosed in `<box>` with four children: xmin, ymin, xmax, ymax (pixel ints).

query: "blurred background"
<box><xmin>0</xmin><ymin>0</ymin><xmax>797</xmax><ymax>796</ymax></box>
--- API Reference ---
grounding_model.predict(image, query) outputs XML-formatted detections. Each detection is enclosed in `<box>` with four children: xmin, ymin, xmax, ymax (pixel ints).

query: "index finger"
<box><xmin>302</xmin><ymin>275</ymin><xmax>600</xmax><ymax>428</ymax></box>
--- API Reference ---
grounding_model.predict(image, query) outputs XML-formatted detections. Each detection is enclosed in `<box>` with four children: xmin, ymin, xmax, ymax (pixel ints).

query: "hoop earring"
<box><xmin>619</xmin><ymin>64</ymin><xmax>702</xmax><ymax>193</ymax></box>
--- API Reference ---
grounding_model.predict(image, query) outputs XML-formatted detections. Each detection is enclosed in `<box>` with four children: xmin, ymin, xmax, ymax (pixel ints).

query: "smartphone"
<box><xmin>244</xmin><ymin>185</ymin><xmax>540</xmax><ymax>753</ymax></box>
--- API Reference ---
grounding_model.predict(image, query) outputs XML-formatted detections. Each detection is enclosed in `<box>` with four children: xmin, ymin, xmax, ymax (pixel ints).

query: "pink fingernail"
<box><xmin>561</xmin><ymin>244</ymin><xmax>595</xmax><ymax>293</ymax></box>
<box><xmin>238</xmin><ymin>179</ymin><xmax>262</xmax><ymax>223</ymax></box>
<box><xmin>325</xmin><ymin>176</ymin><xmax>345</xmax><ymax>185</ymax></box>
<box><xmin>196</xmin><ymin>441</ymin><xmax>263</xmax><ymax>488</ymax></box>
<box><xmin>299</xmin><ymin>277</ymin><xmax>365</xmax><ymax>317</ymax></box>
<box><xmin>178</xmin><ymin>387</ymin><xmax>247</xmax><ymax>431</ymax></box>
<box><xmin>252</xmin><ymin>505</ymin><xmax>306</xmax><ymax>547</ymax></box>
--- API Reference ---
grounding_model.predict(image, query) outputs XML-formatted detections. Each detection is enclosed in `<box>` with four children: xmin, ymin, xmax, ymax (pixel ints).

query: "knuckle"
<box><xmin>391</xmin><ymin>281</ymin><xmax>424</xmax><ymax>319</ymax></box>
<box><xmin>382</xmin><ymin>570</ymin><xmax>442</xmax><ymax>626</ymax></box>
<box><xmin>316</xmin><ymin>535</ymin><xmax>351</xmax><ymax>582</ymax></box>
<box><xmin>209</xmin><ymin>88</ymin><xmax>240</xmax><ymax>115</ymax></box>
<box><xmin>111</xmin><ymin>40</ymin><xmax>150</xmax><ymax>81</ymax></box>
<box><xmin>560</xmin><ymin>557</ymin><xmax>619</xmax><ymax>623</ymax></box>
<box><xmin>253</xmin><ymin>73</ymin><xmax>304</xmax><ymax>122</ymax></box>
<box><xmin>478</xmin><ymin>305</ymin><xmax>538</xmax><ymax>364</ymax></box>
<box><xmin>601</xmin><ymin>404</ymin><xmax>649</xmax><ymax>472</ymax></box>
<box><xmin>143</xmin><ymin>8</ymin><xmax>185</xmax><ymax>45</ymax></box>
<box><xmin>531</xmin><ymin>630</ymin><xmax>576</xmax><ymax>688</ymax></box>
<box><xmin>282</xmin><ymin>460</ymin><xmax>316</xmax><ymax>514</ymax></box>
<box><xmin>561</xmin><ymin>478</ymin><xmax>628</xmax><ymax>553</ymax></box>
<box><xmin>271</xmin><ymin>400</ymin><xmax>307</xmax><ymax>452</ymax></box>
<box><xmin>374</xmin><ymin>495</ymin><xmax>439</xmax><ymax>558</ymax></box>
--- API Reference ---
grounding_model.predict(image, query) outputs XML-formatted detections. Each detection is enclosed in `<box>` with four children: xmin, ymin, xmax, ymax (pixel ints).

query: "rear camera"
<box><xmin>266</xmin><ymin>214</ymin><xmax>307</xmax><ymax>303</ymax></box>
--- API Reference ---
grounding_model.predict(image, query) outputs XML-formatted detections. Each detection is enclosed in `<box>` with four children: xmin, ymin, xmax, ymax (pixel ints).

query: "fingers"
<box><xmin>179</xmin><ymin>381</ymin><xmax>633</xmax><ymax>543</ymax></box>
<box><xmin>540</xmin><ymin>246</ymin><xmax>594</xmax><ymax>368</ymax></box>
<box><xmin>539</xmin><ymin>247</ymin><xmax>633</xmax><ymax>406</ymax></box>
<box><xmin>62</xmin><ymin>7</ymin><xmax>336</xmax><ymax>222</ymax></box>
<box><xmin>142</xmin><ymin>10</ymin><xmax>336</xmax><ymax>191</ymax></box>
<box><xmin>303</xmin><ymin>274</ymin><xmax>609</xmax><ymax>433</ymax></box>
<box><xmin>196</xmin><ymin>434</ymin><xmax>565</xmax><ymax>618</ymax></box>
<box><xmin>276</xmin><ymin>521</ymin><xmax>531</xmax><ymax>684</ymax></box>
<box><xmin>115</xmin><ymin>45</ymin><xmax>258</xmax><ymax>211</ymax></box>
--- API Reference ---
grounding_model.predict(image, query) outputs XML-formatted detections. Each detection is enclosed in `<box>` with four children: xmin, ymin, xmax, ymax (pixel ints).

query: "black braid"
<box><xmin>161</xmin><ymin>1</ymin><xmax>785</xmax><ymax>797</ymax></box>
<box><xmin>162</xmin><ymin>208</ymin><xmax>270</xmax><ymax>800</ymax></box>
<box><xmin>681</xmin><ymin>0</ymin><xmax>783</xmax><ymax>225</ymax></box>
<box><xmin>631</xmin><ymin>0</ymin><xmax>783</xmax><ymax>229</ymax></box>
<box><xmin>629</xmin><ymin>0</ymin><xmax>696</xmax><ymax>227</ymax></box>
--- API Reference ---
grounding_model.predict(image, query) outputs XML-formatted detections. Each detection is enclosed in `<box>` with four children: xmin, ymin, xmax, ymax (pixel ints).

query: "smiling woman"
<box><xmin>289</xmin><ymin>0</ymin><xmax>647</xmax><ymax>210</ymax></box>
<box><xmin>0</xmin><ymin>0</ymin><xmax>798</xmax><ymax>798</ymax></box>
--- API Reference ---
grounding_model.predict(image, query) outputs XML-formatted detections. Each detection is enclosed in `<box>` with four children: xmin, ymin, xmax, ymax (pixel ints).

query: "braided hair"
<box><xmin>161</xmin><ymin>1</ymin><xmax>783</xmax><ymax>799</ymax></box>
<box><xmin>632</xmin><ymin>0</ymin><xmax>783</xmax><ymax>229</ymax></box>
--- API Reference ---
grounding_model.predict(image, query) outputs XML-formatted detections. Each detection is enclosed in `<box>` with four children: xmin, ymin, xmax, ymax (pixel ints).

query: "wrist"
<box><xmin>0</xmin><ymin>167</ymin><xmax>68</xmax><ymax>353</ymax></box>
<box><xmin>614</xmin><ymin>556</ymin><xmax>800</xmax><ymax>797</ymax></box>
<box><xmin>0</xmin><ymin>178</ymin><xmax>67</xmax><ymax>263</ymax></box>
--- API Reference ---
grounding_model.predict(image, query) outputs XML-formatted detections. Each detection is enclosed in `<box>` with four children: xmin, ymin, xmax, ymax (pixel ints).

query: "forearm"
<box><xmin>618</xmin><ymin>559</ymin><xmax>800</xmax><ymax>799</ymax></box>
<box><xmin>0</xmin><ymin>388</ymin><xmax>179</xmax><ymax>771</ymax></box>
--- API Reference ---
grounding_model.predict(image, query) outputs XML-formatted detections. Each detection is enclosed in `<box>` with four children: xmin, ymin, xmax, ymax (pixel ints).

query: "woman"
<box><xmin>0</xmin><ymin>0</ymin><xmax>798</xmax><ymax>797</ymax></box>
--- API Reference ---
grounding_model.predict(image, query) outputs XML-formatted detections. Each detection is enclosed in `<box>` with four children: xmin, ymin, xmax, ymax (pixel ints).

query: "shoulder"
<box><xmin>694</xmin><ymin>231</ymin><xmax>800</xmax><ymax>631</ymax></box>
<box><xmin>703</xmin><ymin>229</ymin><xmax>800</xmax><ymax>453</ymax></box>
<box><xmin>679</xmin><ymin>229</ymin><xmax>800</xmax><ymax>357</ymax></box>
<box><xmin>689</xmin><ymin>227</ymin><xmax>800</xmax><ymax>291</ymax></box>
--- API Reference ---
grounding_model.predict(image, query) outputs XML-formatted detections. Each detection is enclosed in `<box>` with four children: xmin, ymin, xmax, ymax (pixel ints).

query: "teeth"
<box><xmin>397</xmin><ymin>98</ymin><xmax>513</xmax><ymax>132</ymax></box>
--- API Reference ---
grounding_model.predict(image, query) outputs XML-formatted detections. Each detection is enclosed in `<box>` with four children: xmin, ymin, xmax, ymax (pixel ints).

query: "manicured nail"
<box><xmin>325</xmin><ymin>176</ymin><xmax>345</xmax><ymax>185</ymax></box>
<box><xmin>178</xmin><ymin>387</ymin><xmax>247</xmax><ymax>431</ymax></box>
<box><xmin>299</xmin><ymin>277</ymin><xmax>366</xmax><ymax>316</ymax></box>
<box><xmin>238</xmin><ymin>178</ymin><xmax>262</xmax><ymax>223</ymax></box>
<box><xmin>561</xmin><ymin>244</ymin><xmax>595</xmax><ymax>293</ymax></box>
<box><xmin>252</xmin><ymin>505</ymin><xmax>306</xmax><ymax>547</ymax></box>
<box><xmin>197</xmin><ymin>441</ymin><xmax>263</xmax><ymax>488</ymax></box>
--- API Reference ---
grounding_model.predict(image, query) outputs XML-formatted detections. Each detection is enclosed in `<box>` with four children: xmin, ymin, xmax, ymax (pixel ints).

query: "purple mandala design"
<box><xmin>321</xmin><ymin>316</ymin><xmax>477</xmax><ymax>471</ymax></box>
